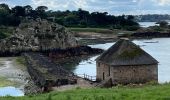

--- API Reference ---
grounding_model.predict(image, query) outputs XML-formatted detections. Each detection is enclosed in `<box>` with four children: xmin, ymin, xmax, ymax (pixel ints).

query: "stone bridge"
<box><xmin>21</xmin><ymin>46</ymin><xmax>104</xmax><ymax>91</ymax></box>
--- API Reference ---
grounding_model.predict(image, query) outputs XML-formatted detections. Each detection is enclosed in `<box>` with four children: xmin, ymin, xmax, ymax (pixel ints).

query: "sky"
<box><xmin>1</xmin><ymin>0</ymin><xmax>170</xmax><ymax>15</ymax></box>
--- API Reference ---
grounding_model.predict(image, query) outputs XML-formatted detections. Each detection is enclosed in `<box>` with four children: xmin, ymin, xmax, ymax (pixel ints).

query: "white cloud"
<box><xmin>1</xmin><ymin>0</ymin><xmax>170</xmax><ymax>14</ymax></box>
<box><xmin>31</xmin><ymin>0</ymin><xmax>90</xmax><ymax>10</ymax></box>
<box><xmin>157</xmin><ymin>0</ymin><xmax>170</xmax><ymax>6</ymax></box>
<box><xmin>150</xmin><ymin>0</ymin><xmax>170</xmax><ymax>6</ymax></box>
<box><xmin>73</xmin><ymin>0</ymin><xmax>88</xmax><ymax>8</ymax></box>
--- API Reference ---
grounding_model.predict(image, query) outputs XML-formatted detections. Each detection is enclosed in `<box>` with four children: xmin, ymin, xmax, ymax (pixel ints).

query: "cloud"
<box><xmin>31</xmin><ymin>0</ymin><xmax>90</xmax><ymax>10</ymax></box>
<box><xmin>1</xmin><ymin>0</ymin><xmax>170</xmax><ymax>14</ymax></box>
<box><xmin>156</xmin><ymin>0</ymin><xmax>170</xmax><ymax>6</ymax></box>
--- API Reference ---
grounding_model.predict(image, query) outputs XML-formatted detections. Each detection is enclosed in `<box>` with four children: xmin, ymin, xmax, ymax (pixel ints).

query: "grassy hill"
<box><xmin>1</xmin><ymin>83</ymin><xmax>170</xmax><ymax>100</ymax></box>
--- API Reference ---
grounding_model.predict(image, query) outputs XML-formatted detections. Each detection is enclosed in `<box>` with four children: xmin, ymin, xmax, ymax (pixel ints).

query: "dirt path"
<box><xmin>52</xmin><ymin>77</ymin><xmax>95</xmax><ymax>92</ymax></box>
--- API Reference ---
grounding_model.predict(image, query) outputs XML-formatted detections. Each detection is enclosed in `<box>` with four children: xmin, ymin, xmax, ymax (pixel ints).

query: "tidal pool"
<box><xmin>0</xmin><ymin>87</ymin><xmax>24</xmax><ymax>96</ymax></box>
<box><xmin>69</xmin><ymin>38</ymin><xmax>170</xmax><ymax>83</ymax></box>
<box><xmin>0</xmin><ymin>57</ymin><xmax>27</xmax><ymax>96</ymax></box>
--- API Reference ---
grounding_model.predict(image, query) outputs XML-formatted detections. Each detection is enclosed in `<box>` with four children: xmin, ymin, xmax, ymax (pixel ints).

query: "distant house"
<box><xmin>96</xmin><ymin>38</ymin><xmax>158</xmax><ymax>85</ymax></box>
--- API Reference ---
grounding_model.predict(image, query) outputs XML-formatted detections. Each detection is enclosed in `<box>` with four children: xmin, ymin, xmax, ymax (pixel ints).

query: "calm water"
<box><xmin>139</xmin><ymin>22</ymin><xmax>158</xmax><ymax>27</ymax></box>
<box><xmin>0</xmin><ymin>58</ymin><xmax>25</xmax><ymax>97</ymax></box>
<box><xmin>139</xmin><ymin>22</ymin><xmax>170</xmax><ymax>28</ymax></box>
<box><xmin>0</xmin><ymin>87</ymin><xmax>24</xmax><ymax>96</ymax></box>
<box><xmin>73</xmin><ymin>38</ymin><xmax>170</xmax><ymax>83</ymax></box>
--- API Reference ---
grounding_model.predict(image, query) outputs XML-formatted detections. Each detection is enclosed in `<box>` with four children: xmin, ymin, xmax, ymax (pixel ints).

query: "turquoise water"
<box><xmin>73</xmin><ymin>38</ymin><xmax>170</xmax><ymax>83</ymax></box>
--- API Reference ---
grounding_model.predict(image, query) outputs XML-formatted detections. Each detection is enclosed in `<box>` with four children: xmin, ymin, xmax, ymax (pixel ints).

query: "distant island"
<box><xmin>135</xmin><ymin>14</ymin><xmax>170</xmax><ymax>22</ymax></box>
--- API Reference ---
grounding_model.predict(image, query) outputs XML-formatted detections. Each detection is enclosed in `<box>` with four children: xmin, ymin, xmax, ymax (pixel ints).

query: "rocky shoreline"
<box><xmin>132</xmin><ymin>32</ymin><xmax>170</xmax><ymax>38</ymax></box>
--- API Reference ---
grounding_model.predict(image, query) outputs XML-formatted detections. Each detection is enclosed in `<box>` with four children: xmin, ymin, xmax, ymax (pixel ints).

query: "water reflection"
<box><xmin>139</xmin><ymin>22</ymin><xmax>158</xmax><ymax>27</ymax></box>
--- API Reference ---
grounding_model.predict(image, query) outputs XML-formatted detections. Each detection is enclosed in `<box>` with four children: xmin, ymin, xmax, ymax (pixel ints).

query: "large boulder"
<box><xmin>0</xmin><ymin>19</ymin><xmax>78</xmax><ymax>53</ymax></box>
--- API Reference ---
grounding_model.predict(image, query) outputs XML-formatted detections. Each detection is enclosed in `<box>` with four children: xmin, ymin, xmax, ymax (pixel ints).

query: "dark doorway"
<box><xmin>109</xmin><ymin>67</ymin><xmax>111</xmax><ymax>76</ymax></box>
<box><xmin>103</xmin><ymin>72</ymin><xmax>105</xmax><ymax>80</ymax></box>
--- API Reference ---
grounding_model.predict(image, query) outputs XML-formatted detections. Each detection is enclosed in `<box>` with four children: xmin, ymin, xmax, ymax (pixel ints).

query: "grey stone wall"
<box><xmin>97</xmin><ymin>62</ymin><xmax>158</xmax><ymax>84</ymax></box>
<box><xmin>96</xmin><ymin>62</ymin><xmax>110</xmax><ymax>81</ymax></box>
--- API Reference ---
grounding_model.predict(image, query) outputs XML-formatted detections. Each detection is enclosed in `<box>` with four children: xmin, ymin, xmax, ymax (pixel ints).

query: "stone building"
<box><xmin>96</xmin><ymin>39</ymin><xmax>158</xmax><ymax>85</ymax></box>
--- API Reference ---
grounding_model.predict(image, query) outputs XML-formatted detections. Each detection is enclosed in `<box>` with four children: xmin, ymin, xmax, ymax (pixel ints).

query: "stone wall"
<box><xmin>97</xmin><ymin>62</ymin><xmax>158</xmax><ymax>85</ymax></box>
<box><xmin>96</xmin><ymin>62</ymin><xmax>110</xmax><ymax>82</ymax></box>
<box><xmin>23</xmin><ymin>53</ymin><xmax>77</xmax><ymax>91</ymax></box>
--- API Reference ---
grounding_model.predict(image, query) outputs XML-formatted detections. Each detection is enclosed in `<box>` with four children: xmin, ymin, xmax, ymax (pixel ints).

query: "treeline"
<box><xmin>48</xmin><ymin>9</ymin><xmax>139</xmax><ymax>30</ymax></box>
<box><xmin>0</xmin><ymin>4</ymin><xmax>48</xmax><ymax>26</ymax></box>
<box><xmin>0</xmin><ymin>3</ymin><xmax>139</xmax><ymax>30</ymax></box>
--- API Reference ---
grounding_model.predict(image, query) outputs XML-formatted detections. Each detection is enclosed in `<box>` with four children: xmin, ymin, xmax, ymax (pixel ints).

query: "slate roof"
<box><xmin>96</xmin><ymin>39</ymin><xmax>158</xmax><ymax>66</ymax></box>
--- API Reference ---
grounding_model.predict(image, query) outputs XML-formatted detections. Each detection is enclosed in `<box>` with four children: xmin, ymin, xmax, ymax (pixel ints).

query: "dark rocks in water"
<box><xmin>132</xmin><ymin>32</ymin><xmax>170</xmax><ymax>38</ymax></box>
<box><xmin>0</xmin><ymin>19</ymin><xmax>78</xmax><ymax>56</ymax></box>
<box><xmin>46</xmin><ymin>46</ymin><xmax>104</xmax><ymax>59</ymax></box>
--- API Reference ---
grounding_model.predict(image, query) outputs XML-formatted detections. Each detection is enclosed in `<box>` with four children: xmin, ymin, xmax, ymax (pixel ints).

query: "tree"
<box><xmin>127</xmin><ymin>15</ymin><xmax>135</xmax><ymax>21</ymax></box>
<box><xmin>0</xmin><ymin>4</ymin><xmax>10</xmax><ymax>12</ymax></box>
<box><xmin>11</xmin><ymin>6</ymin><xmax>25</xmax><ymax>17</ymax></box>
<box><xmin>0</xmin><ymin>4</ymin><xmax>11</xmax><ymax>26</ymax></box>
<box><xmin>35</xmin><ymin>6</ymin><xmax>48</xmax><ymax>12</ymax></box>
<box><xmin>35</xmin><ymin>6</ymin><xmax>48</xmax><ymax>19</ymax></box>
<box><xmin>24</xmin><ymin>5</ymin><xmax>33</xmax><ymax>16</ymax></box>
<box><xmin>156</xmin><ymin>21</ymin><xmax>168</xmax><ymax>28</ymax></box>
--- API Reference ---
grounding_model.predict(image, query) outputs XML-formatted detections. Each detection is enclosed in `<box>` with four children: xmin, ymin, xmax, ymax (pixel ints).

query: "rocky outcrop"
<box><xmin>0</xmin><ymin>19</ymin><xmax>78</xmax><ymax>55</ymax></box>
<box><xmin>47</xmin><ymin>46</ymin><xmax>104</xmax><ymax>59</ymax></box>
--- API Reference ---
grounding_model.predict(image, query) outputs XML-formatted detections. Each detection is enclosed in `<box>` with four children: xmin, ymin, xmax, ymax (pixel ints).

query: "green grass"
<box><xmin>68</xmin><ymin>28</ymin><xmax>115</xmax><ymax>34</ymax></box>
<box><xmin>68</xmin><ymin>28</ymin><xmax>134</xmax><ymax>35</ymax></box>
<box><xmin>2</xmin><ymin>83</ymin><xmax>170</xmax><ymax>100</ymax></box>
